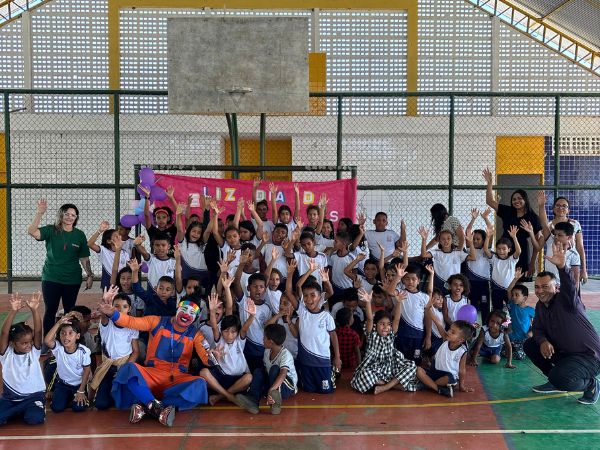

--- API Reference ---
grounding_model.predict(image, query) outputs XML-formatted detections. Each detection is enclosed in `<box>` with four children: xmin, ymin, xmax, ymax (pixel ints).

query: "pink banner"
<box><xmin>153</xmin><ymin>175</ymin><xmax>357</xmax><ymax>224</ymax></box>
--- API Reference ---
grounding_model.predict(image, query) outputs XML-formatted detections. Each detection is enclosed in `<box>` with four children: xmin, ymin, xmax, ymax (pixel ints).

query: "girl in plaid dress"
<box><xmin>351</xmin><ymin>285</ymin><xmax>417</xmax><ymax>394</ymax></box>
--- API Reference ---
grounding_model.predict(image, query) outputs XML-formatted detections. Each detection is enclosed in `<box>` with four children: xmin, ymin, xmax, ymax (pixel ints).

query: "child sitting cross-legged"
<box><xmin>236</xmin><ymin>323</ymin><xmax>298</xmax><ymax>415</ymax></box>
<box><xmin>416</xmin><ymin>297</ymin><xmax>477</xmax><ymax>398</ymax></box>
<box><xmin>351</xmin><ymin>288</ymin><xmax>418</xmax><ymax>395</ymax></box>
<box><xmin>199</xmin><ymin>293</ymin><xmax>255</xmax><ymax>406</ymax></box>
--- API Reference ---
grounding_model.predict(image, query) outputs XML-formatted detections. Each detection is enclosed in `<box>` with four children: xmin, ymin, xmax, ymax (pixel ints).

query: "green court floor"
<box><xmin>476</xmin><ymin>309</ymin><xmax>600</xmax><ymax>450</ymax></box>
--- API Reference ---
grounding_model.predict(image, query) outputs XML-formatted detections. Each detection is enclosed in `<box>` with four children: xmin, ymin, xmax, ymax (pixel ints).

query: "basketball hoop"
<box><xmin>216</xmin><ymin>86</ymin><xmax>254</xmax><ymax>108</ymax></box>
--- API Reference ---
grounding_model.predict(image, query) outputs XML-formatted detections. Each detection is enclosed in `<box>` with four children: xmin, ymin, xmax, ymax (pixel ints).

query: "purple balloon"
<box><xmin>456</xmin><ymin>304</ymin><xmax>478</xmax><ymax>324</ymax></box>
<box><xmin>151</xmin><ymin>186</ymin><xmax>167</xmax><ymax>201</ymax></box>
<box><xmin>136</xmin><ymin>182</ymin><xmax>151</xmax><ymax>198</ymax></box>
<box><xmin>140</xmin><ymin>262</ymin><xmax>149</xmax><ymax>274</ymax></box>
<box><xmin>120</xmin><ymin>215</ymin><xmax>139</xmax><ymax>228</ymax></box>
<box><xmin>139</xmin><ymin>167</ymin><xmax>155</xmax><ymax>185</ymax></box>
<box><xmin>138</xmin><ymin>214</ymin><xmax>146</xmax><ymax>224</ymax></box>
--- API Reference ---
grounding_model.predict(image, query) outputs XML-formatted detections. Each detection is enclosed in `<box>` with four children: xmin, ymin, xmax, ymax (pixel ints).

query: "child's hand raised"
<box><xmin>173</xmin><ymin>245</ymin><xmax>181</xmax><ymax>261</ymax></box>
<box><xmin>293</xmin><ymin>183</ymin><xmax>300</xmax><ymax>195</ymax></box>
<box><xmin>208</xmin><ymin>292</ymin><xmax>221</xmax><ymax>311</ymax></box>
<box><xmin>353</xmin><ymin>277</ymin><xmax>362</xmax><ymax>290</ymax></box>
<box><xmin>376</xmin><ymin>241</ymin><xmax>384</xmax><ymax>252</ymax></box>
<box><xmin>400</xmin><ymin>241</ymin><xmax>410</xmax><ymax>254</ymax></box>
<box><xmin>287</xmin><ymin>259</ymin><xmax>298</xmax><ymax>275</ymax></box>
<box><xmin>102</xmin><ymin>285</ymin><xmax>119</xmax><ymax>303</ymax></box>
<box><xmin>394</xmin><ymin>263</ymin><xmax>406</xmax><ymax>280</ymax></box>
<box><xmin>308</xmin><ymin>258</ymin><xmax>319</xmax><ymax>273</ymax></box>
<box><xmin>470</xmin><ymin>208</ymin><xmax>479</xmax><ymax>220</ymax></box>
<box><xmin>482</xmin><ymin>167</ymin><xmax>493</xmax><ymax>184</ymax></box>
<box><xmin>508</xmin><ymin>225</ymin><xmax>519</xmax><ymax>238</ymax></box>
<box><xmin>222</xmin><ymin>273</ymin><xmax>234</xmax><ymax>289</ymax></box>
<box><xmin>357</xmin><ymin>212</ymin><xmax>366</xmax><ymax>225</ymax></box>
<box><xmin>270</xmin><ymin>246</ymin><xmax>280</xmax><ymax>261</ymax></box>
<box><xmin>176</xmin><ymin>203</ymin><xmax>187</xmax><ymax>216</ymax></box>
<box><xmin>356</xmin><ymin>253</ymin><xmax>366</xmax><ymax>261</ymax></box>
<box><xmin>424</xmin><ymin>264</ymin><xmax>434</xmax><ymax>275</ymax></box>
<box><xmin>269</xmin><ymin>182</ymin><xmax>278</xmax><ymax>194</ymax></box>
<box><xmin>98</xmin><ymin>292</ymin><xmax>116</xmax><ymax>317</ymax></box>
<box><xmin>262</xmin><ymin>231</ymin><xmax>270</xmax><ymax>243</ymax></box>
<box><xmin>244</xmin><ymin>298</ymin><xmax>257</xmax><ymax>316</ymax></box>
<box><xmin>293</xmin><ymin>218</ymin><xmax>304</xmax><ymax>230</ymax></box>
<box><xmin>417</xmin><ymin>226</ymin><xmax>429</xmax><ymax>239</ymax></box>
<box><xmin>217</xmin><ymin>258</ymin><xmax>230</xmax><ymax>274</ymax></box>
<box><xmin>319</xmin><ymin>193</ymin><xmax>329</xmax><ymax>208</ymax></box>
<box><xmin>166</xmin><ymin>185</ymin><xmax>175</xmax><ymax>198</ymax></box>
<box><xmin>246</xmin><ymin>200</ymin><xmax>255</xmax><ymax>212</ymax></box>
<box><xmin>127</xmin><ymin>258</ymin><xmax>140</xmax><ymax>272</ymax></box>
<box><xmin>514</xmin><ymin>267</ymin><xmax>523</xmax><ymax>280</ymax></box>
<box><xmin>137</xmin><ymin>184</ymin><xmax>150</xmax><ymax>198</ymax></box>
<box><xmin>237</xmin><ymin>197</ymin><xmax>245</xmax><ymax>210</ymax></box>
<box><xmin>537</xmin><ymin>190</ymin><xmax>547</xmax><ymax>207</ymax></box>
<box><xmin>395</xmin><ymin>290</ymin><xmax>408</xmax><ymax>303</ymax></box>
<box><xmin>26</xmin><ymin>291</ymin><xmax>42</xmax><ymax>311</ymax></box>
<box><xmin>358</xmin><ymin>288</ymin><xmax>372</xmax><ymax>304</ymax></box>
<box><xmin>9</xmin><ymin>293</ymin><xmax>23</xmax><ymax>311</ymax></box>
<box><xmin>465</xmin><ymin>228</ymin><xmax>474</xmax><ymax>244</ymax></box>
<box><xmin>319</xmin><ymin>268</ymin><xmax>329</xmax><ymax>284</ymax></box>
<box><xmin>210</xmin><ymin>343</ymin><xmax>227</xmax><ymax>361</ymax></box>
<box><xmin>133</xmin><ymin>234</ymin><xmax>145</xmax><ymax>246</ymax></box>
<box><xmin>519</xmin><ymin>219</ymin><xmax>534</xmax><ymax>234</ymax></box>
<box><xmin>99</xmin><ymin>221</ymin><xmax>110</xmax><ymax>233</ymax></box>
<box><xmin>481</xmin><ymin>207</ymin><xmax>492</xmax><ymax>219</ymax></box>
<box><xmin>226</xmin><ymin>249</ymin><xmax>236</xmax><ymax>263</ymax></box>
<box><xmin>239</xmin><ymin>248</ymin><xmax>250</xmax><ymax>265</ymax></box>
<box><xmin>253</xmin><ymin>177</ymin><xmax>262</xmax><ymax>189</ymax></box>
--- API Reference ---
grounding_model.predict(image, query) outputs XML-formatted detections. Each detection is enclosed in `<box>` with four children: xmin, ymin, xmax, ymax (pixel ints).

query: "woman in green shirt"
<box><xmin>28</xmin><ymin>199</ymin><xmax>94</xmax><ymax>355</ymax></box>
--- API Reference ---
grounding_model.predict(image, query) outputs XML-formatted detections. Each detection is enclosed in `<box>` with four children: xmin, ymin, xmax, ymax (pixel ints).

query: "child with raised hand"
<box><xmin>139</xmin><ymin>184</ymin><xmax>179</xmax><ymax>249</ymax></box>
<box><xmin>265</xmin><ymin>296</ymin><xmax>298</xmax><ymax>360</ymax></box>
<box><xmin>284</xmin><ymin>230</ymin><xmax>329</xmax><ymax>287</ymax></box>
<box><xmin>195</xmin><ymin>274</ymin><xmax>234</xmax><ymax>350</ymax></box>
<box><xmin>129</xmin><ymin>258</ymin><xmax>176</xmax><ymax>317</ymax></box>
<box><xmin>238</xmin><ymin>200</ymin><xmax>264</xmax><ymax>272</ymax></box>
<box><xmin>344</xmin><ymin>254</ymin><xmax>380</xmax><ymax>294</ymax></box>
<box><xmin>501</xmin><ymin>267</ymin><xmax>534</xmax><ymax>360</ymax></box>
<box><xmin>233</xmin><ymin>246</ymin><xmax>260</xmax><ymax>300</ymax></box>
<box><xmin>175</xmin><ymin>201</ymin><xmax>214</xmax><ymax>291</ymax></box>
<box><xmin>291</xmin><ymin>259</ymin><xmax>334</xmax><ymax>309</ymax></box>
<box><xmin>262</xmin><ymin>223</ymin><xmax>291</xmax><ymax>289</ymax></box>
<box><xmin>419</xmin><ymin>226</ymin><xmax>475</xmax><ymax>295</ymax></box>
<box><xmin>469</xmin><ymin>309</ymin><xmax>515</xmax><ymax>369</ymax></box>
<box><xmin>540</xmin><ymin>220</ymin><xmax>581</xmax><ymax>286</ymax></box>
<box><xmin>269</xmin><ymin>182</ymin><xmax>300</xmax><ymax>240</ymax></box>
<box><xmin>199</xmin><ymin>293</ymin><xmax>255</xmax><ymax>406</ymax></box>
<box><xmin>92</xmin><ymin>286</ymin><xmax>140</xmax><ymax>410</ymax></box>
<box><xmin>442</xmin><ymin>274</ymin><xmax>471</xmax><ymax>327</ymax></box>
<box><xmin>210</xmin><ymin>201</ymin><xmax>243</xmax><ymax>276</ymax></box>
<box><xmin>329</xmin><ymin>231</ymin><xmax>356</xmax><ymax>297</ymax></box>
<box><xmin>348</xmin><ymin>215</ymin><xmax>368</xmax><ymax>273</ymax></box>
<box><xmin>252</xmin><ymin>177</ymin><xmax>275</xmax><ymax>237</ymax></box>
<box><xmin>117</xmin><ymin>221</ymin><xmax>136</xmax><ymax>259</ymax></box>
<box><xmin>423</xmin><ymin>288</ymin><xmax>445</xmax><ymax>358</ymax></box>
<box><xmin>0</xmin><ymin>292</ymin><xmax>46</xmax><ymax>426</ymax></box>
<box><xmin>87</xmin><ymin>220</ymin><xmax>129</xmax><ymax>290</ymax></box>
<box><xmin>110</xmin><ymin>238</ymin><xmax>144</xmax><ymax>316</ymax></box>
<box><xmin>419</xmin><ymin>297</ymin><xmax>476</xmax><ymax>397</ymax></box>
<box><xmin>44</xmin><ymin>312</ymin><xmax>91</xmax><ymax>413</ymax></box>
<box><xmin>464</xmin><ymin>208</ymin><xmax>492</xmax><ymax>312</ymax></box>
<box><xmin>484</xmin><ymin>225</ymin><xmax>522</xmax><ymax>310</ymax></box>
<box><xmin>236</xmin><ymin>323</ymin><xmax>298</xmax><ymax>415</ymax></box>
<box><xmin>364</xmin><ymin>212</ymin><xmax>405</xmax><ymax>264</ymax></box>
<box><xmin>134</xmin><ymin>232</ymin><xmax>176</xmax><ymax>291</ymax></box>
<box><xmin>351</xmin><ymin>289</ymin><xmax>417</xmax><ymax>394</ymax></box>
<box><xmin>286</xmin><ymin>279</ymin><xmax>341</xmax><ymax>394</ymax></box>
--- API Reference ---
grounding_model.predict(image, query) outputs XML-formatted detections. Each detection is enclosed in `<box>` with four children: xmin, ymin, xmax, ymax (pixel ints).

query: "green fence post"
<box><xmin>448</xmin><ymin>95</ymin><xmax>455</xmax><ymax>215</ymax></box>
<box><xmin>554</xmin><ymin>95</ymin><xmax>561</xmax><ymax>202</ymax></box>
<box><xmin>114</xmin><ymin>94</ymin><xmax>121</xmax><ymax>227</ymax></box>
<box><xmin>260</xmin><ymin>113</ymin><xmax>266</xmax><ymax>180</ymax></box>
<box><xmin>336</xmin><ymin>95</ymin><xmax>343</xmax><ymax>180</ymax></box>
<box><xmin>3</xmin><ymin>93</ymin><xmax>12</xmax><ymax>293</ymax></box>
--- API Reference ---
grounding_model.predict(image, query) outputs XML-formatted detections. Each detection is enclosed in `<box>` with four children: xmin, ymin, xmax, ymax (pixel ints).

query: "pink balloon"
<box><xmin>131</xmin><ymin>200</ymin><xmax>140</xmax><ymax>209</ymax></box>
<box><xmin>139</xmin><ymin>167</ymin><xmax>155</xmax><ymax>185</ymax></box>
<box><xmin>151</xmin><ymin>186</ymin><xmax>167</xmax><ymax>201</ymax></box>
<box><xmin>120</xmin><ymin>215</ymin><xmax>139</xmax><ymax>228</ymax></box>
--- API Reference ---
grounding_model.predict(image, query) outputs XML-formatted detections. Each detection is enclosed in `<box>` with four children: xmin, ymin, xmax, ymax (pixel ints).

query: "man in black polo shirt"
<box><xmin>524</xmin><ymin>242</ymin><xmax>600</xmax><ymax>404</ymax></box>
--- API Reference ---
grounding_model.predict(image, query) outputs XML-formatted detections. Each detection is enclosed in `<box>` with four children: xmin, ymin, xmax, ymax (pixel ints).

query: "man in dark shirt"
<box><xmin>524</xmin><ymin>242</ymin><xmax>600</xmax><ymax>404</ymax></box>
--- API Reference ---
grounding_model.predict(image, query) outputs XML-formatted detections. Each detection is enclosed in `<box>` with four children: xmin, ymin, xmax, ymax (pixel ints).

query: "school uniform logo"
<box><xmin>453</xmin><ymin>353</ymin><xmax>461</xmax><ymax>362</ymax></box>
<box><xmin>387</xmin><ymin>236</ymin><xmax>392</xmax><ymax>242</ymax></box>
<box><xmin>322</xmin><ymin>380</ymin><xmax>330</xmax><ymax>390</ymax></box>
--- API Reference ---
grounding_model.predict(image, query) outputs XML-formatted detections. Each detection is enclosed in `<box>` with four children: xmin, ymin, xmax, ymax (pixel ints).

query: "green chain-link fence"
<box><xmin>2</xmin><ymin>89</ymin><xmax>600</xmax><ymax>291</ymax></box>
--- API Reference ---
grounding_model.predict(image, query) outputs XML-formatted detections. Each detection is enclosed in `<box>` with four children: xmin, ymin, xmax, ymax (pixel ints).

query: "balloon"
<box><xmin>456</xmin><ymin>305</ymin><xmax>478</xmax><ymax>324</ymax></box>
<box><xmin>137</xmin><ymin>182</ymin><xmax>151</xmax><ymax>197</ymax></box>
<box><xmin>133</xmin><ymin>206</ymin><xmax>143</xmax><ymax>215</ymax></box>
<box><xmin>139</xmin><ymin>167</ymin><xmax>155</xmax><ymax>185</ymax></box>
<box><xmin>151</xmin><ymin>186</ymin><xmax>167</xmax><ymax>201</ymax></box>
<box><xmin>139</xmin><ymin>198</ymin><xmax>146</xmax><ymax>209</ymax></box>
<box><xmin>138</xmin><ymin>214</ymin><xmax>146</xmax><ymax>224</ymax></box>
<box><xmin>140</xmin><ymin>262</ymin><xmax>149</xmax><ymax>274</ymax></box>
<box><xmin>120</xmin><ymin>215</ymin><xmax>139</xmax><ymax>228</ymax></box>
<box><xmin>131</xmin><ymin>200</ymin><xmax>140</xmax><ymax>209</ymax></box>
<box><xmin>148</xmin><ymin>196</ymin><xmax>155</xmax><ymax>206</ymax></box>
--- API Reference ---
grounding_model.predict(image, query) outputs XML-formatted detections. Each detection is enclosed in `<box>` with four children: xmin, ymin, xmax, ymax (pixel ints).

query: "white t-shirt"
<box><xmin>430</xmin><ymin>307</ymin><xmax>444</xmax><ymax>339</ymax></box>
<box><xmin>329</xmin><ymin>252</ymin><xmax>355</xmax><ymax>289</ymax></box>
<box><xmin>278</xmin><ymin>220</ymin><xmax>298</xmax><ymax>240</ymax></box>
<box><xmin>465</xmin><ymin>248</ymin><xmax>491</xmax><ymax>280</ymax></box>
<box><xmin>264</xmin><ymin>289</ymin><xmax>283</xmax><ymax>315</ymax></box>
<box><xmin>96</xmin><ymin>246</ymin><xmax>129</xmax><ymax>282</ymax></box>
<box><xmin>491</xmin><ymin>254</ymin><xmax>519</xmax><ymax>288</ymax></box>
<box><xmin>294</xmin><ymin>251</ymin><xmax>329</xmax><ymax>286</ymax></box>
<box><xmin>216</xmin><ymin>334</ymin><xmax>249</xmax><ymax>376</ymax></box>
<box><xmin>179</xmin><ymin>237</ymin><xmax>208</xmax><ymax>271</ymax></box>
<box><xmin>330</xmin><ymin>302</ymin><xmax>365</xmax><ymax>322</ymax></box>
<box><xmin>241</xmin><ymin>235</ymin><xmax>263</xmax><ymax>271</ymax></box>
<box><xmin>263</xmin><ymin>243</ymin><xmax>289</xmax><ymax>276</ymax></box>
<box><xmin>357</xmin><ymin>276</ymin><xmax>378</xmax><ymax>294</ymax></box>
<box><xmin>350</xmin><ymin>246</ymin><xmax>368</xmax><ymax>272</ymax></box>
<box><xmin>445</xmin><ymin>295</ymin><xmax>469</xmax><ymax>323</ymax></box>
<box><xmin>0</xmin><ymin>345</ymin><xmax>46</xmax><ymax>398</ymax></box>
<box><xmin>121</xmin><ymin>238</ymin><xmax>136</xmax><ymax>258</ymax></box>
<box><xmin>365</xmin><ymin>229</ymin><xmax>399</xmax><ymax>260</ymax></box>
<box><xmin>238</xmin><ymin>297</ymin><xmax>273</xmax><ymax>349</ymax></box>
<box><xmin>430</xmin><ymin>249</ymin><xmax>468</xmax><ymax>282</ymax></box>
<box><xmin>400</xmin><ymin>290</ymin><xmax>428</xmax><ymax>331</ymax></box>
<box><xmin>482</xmin><ymin>325</ymin><xmax>505</xmax><ymax>348</ymax></box>
<box><xmin>434</xmin><ymin>341</ymin><xmax>467</xmax><ymax>377</ymax></box>
<box><xmin>50</xmin><ymin>341</ymin><xmax>91</xmax><ymax>387</ymax></box>
<box><xmin>253</xmin><ymin>218</ymin><xmax>275</xmax><ymax>239</ymax></box>
<box><xmin>277</xmin><ymin>316</ymin><xmax>299</xmax><ymax>359</ymax></box>
<box><xmin>99</xmin><ymin>319</ymin><xmax>138</xmax><ymax>360</ymax></box>
<box><xmin>297</xmin><ymin>301</ymin><xmax>335</xmax><ymax>364</ymax></box>
<box><xmin>315</xmin><ymin>233</ymin><xmax>334</xmax><ymax>248</ymax></box>
<box><xmin>264</xmin><ymin>347</ymin><xmax>298</xmax><ymax>393</ymax></box>
<box><xmin>147</xmin><ymin>255</ymin><xmax>176</xmax><ymax>290</ymax></box>
<box><xmin>124</xmin><ymin>292</ymin><xmax>145</xmax><ymax>316</ymax></box>
<box><xmin>220</xmin><ymin>242</ymin><xmax>241</xmax><ymax>276</ymax></box>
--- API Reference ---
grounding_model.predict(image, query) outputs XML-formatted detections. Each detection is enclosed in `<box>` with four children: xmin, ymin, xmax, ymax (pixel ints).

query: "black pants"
<box><xmin>41</xmin><ymin>280</ymin><xmax>81</xmax><ymax>336</ymax></box>
<box><xmin>524</xmin><ymin>338</ymin><xmax>600</xmax><ymax>392</ymax></box>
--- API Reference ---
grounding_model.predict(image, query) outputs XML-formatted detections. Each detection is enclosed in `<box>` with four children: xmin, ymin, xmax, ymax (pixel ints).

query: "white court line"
<box><xmin>1</xmin><ymin>430</ymin><xmax>600</xmax><ymax>440</ymax></box>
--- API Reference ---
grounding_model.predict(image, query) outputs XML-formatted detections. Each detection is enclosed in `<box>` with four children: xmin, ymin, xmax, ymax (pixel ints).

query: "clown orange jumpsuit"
<box><xmin>109</xmin><ymin>312</ymin><xmax>213</xmax><ymax>410</ymax></box>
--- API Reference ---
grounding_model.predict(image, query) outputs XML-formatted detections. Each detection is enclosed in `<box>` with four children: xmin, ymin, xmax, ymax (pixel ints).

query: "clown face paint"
<box><xmin>175</xmin><ymin>302</ymin><xmax>199</xmax><ymax>328</ymax></box>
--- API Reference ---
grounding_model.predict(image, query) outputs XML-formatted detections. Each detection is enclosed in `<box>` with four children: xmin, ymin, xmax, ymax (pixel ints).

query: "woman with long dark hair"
<box><xmin>483</xmin><ymin>168</ymin><xmax>542</xmax><ymax>280</ymax></box>
<box><xmin>426</xmin><ymin>203</ymin><xmax>464</xmax><ymax>250</ymax></box>
<box><xmin>28</xmin><ymin>199</ymin><xmax>93</xmax><ymax>354</ymax></box>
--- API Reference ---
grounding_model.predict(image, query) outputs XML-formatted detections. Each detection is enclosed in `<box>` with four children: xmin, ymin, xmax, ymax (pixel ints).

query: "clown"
<box><xmin>98</xmin><ymin>287</ymin><xmax>227</xmax><ymax>427</ymax></box>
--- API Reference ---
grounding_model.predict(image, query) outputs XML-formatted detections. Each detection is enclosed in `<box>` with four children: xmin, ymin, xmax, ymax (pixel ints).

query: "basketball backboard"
<box><xmin>168</xmin><ymin>17</ymin><xmax>309</xmax><ymax>114</ymax></box>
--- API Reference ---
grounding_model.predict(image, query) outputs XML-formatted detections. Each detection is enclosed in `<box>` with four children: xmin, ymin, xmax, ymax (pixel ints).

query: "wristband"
<box><xmin>76</xmin><ymin>390</ymin><xmax>85</xmax><ymax>394</ymax></box>
<box><xmin>87</xmin><ymin>274</ymin><xmax>94</xmax><ymax>278</ymax></box>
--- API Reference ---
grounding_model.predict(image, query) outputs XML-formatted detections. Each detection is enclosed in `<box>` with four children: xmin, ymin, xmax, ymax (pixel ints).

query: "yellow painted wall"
<box><xmin>224</xmin><ymin>139</ymin><xmax>292</xmax><ymax>181</ymax></box>
<box><xmin>495</xmin><ymin>136</ymin><xmax>545</xmax><ymax>176</ymax></box>
<box><xmin>0</xmin><ymin>135</ymin><xmax>7</xmax><ymax>274</ymax></box>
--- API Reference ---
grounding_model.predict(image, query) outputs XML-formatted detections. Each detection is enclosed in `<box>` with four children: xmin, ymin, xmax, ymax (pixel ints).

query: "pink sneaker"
<box><xmin>130</xmin><ymin>403</ymin><xmax>146</xmax><ymax>424</ymax></box>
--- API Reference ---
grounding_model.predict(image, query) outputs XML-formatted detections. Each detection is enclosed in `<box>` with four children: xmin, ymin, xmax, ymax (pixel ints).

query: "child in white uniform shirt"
<box><xmin>87</xmin><ymin>222</ymin><xmax>129</xmax><ymax>290</ymax></box>
<box><xmin>44</xmin><ymin>314</ymin><xmax>92</xmax><ymax>413</ymax></box>
<box><xmin>92</xmin><ymin>290</ymin><xmax>140</xmax><ymax>410</ymax></box>
<box><xmin>134</xmin><ymin>232</ymin><xmax>176</xmax><ymax>290</ymax></box>
<box><xmin>364</xmin><ymin>212</ymin><xmax>405</xmax><ymax>263</ymax></box>
<box><xmin>482</xmin><ymin>225</ymin><xmax>521</xmax><ymax>310</ymax></box>
<box><xmin>0</xmin><ymin>292</ymin><xmax>46</xmax><ymax>426</ymax></box>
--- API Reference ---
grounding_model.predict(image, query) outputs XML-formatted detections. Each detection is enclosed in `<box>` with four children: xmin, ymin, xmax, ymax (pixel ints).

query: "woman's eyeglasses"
<box><xmin>63</xmin><ymin>213</ymin><xmax>78</xmax><ymax>218</ymax></box>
